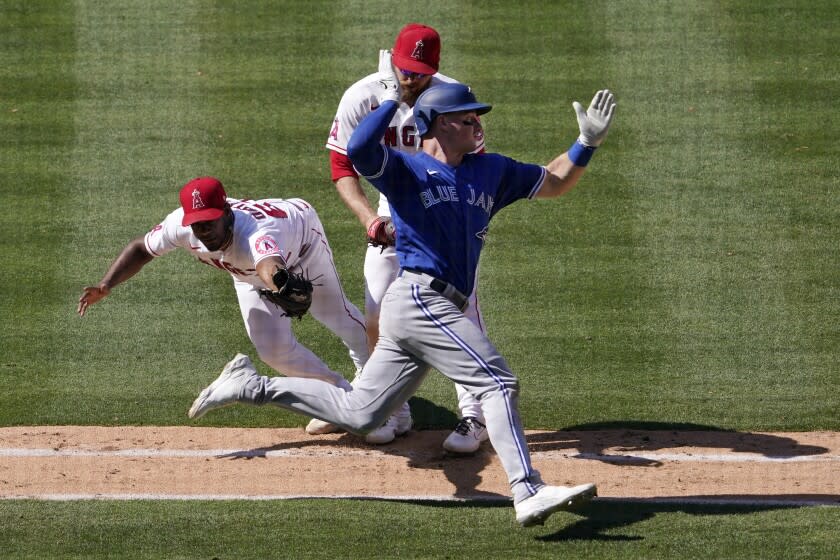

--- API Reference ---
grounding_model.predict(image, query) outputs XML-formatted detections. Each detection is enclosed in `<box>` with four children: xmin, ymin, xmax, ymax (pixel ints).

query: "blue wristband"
<box><xmin>568</xmin><ymin>139</ymin><xmax>596</xmax><ymax>167</ymax></box>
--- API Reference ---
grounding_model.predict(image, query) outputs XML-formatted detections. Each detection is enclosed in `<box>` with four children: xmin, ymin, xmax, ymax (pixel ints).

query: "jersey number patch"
<box><xmin>231</xmin><ymin>200</ymin><xmax>288</xmax><ymax>220</ymax></box>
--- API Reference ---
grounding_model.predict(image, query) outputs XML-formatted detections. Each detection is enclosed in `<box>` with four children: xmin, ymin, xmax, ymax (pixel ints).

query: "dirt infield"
<box><xmin>1</xmin><ymin>427</ymin><xmax>838</xmax><ymax>504</ymax></box>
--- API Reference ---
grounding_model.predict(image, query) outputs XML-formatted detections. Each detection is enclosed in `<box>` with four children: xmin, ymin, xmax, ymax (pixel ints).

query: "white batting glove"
<box><xmin>573</xmin><ymin>89</ymin><xmax>616</xmax><ymax>147</ymax></box>
<box><xmin>376</xmin><ymin>49</ymin><xmax>400</xmax><ymax>104</ymax></box>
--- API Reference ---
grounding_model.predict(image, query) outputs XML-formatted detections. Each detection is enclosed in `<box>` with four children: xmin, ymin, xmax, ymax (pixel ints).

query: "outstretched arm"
<box><xmin>536</xmin><ymin>89</ymin><xmax>616</xmax><ymax>199</ymax></box>
<box><xmin>537</xmin><ymin>152</ymin><xmax>589</xmax><ymax>199</ymax></box>
<box><xmin>77</xmin><ymin>237</ymin><xmax>154</xmax><ymax>316</ymax></box>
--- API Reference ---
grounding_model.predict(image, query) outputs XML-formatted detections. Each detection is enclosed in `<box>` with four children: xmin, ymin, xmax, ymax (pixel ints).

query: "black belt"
<box><xmin>398</xmin><ymin>269</ymin><xmax>468</xmax><ymax>311</ymax></box>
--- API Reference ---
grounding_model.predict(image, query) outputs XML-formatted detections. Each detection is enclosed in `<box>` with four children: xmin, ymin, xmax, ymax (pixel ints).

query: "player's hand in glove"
<box><xmin>376</xmin><ymin>49</ymin><xmax>401</xmax><ymax>104</ymax></box>
<box><xmin>573</xmin><ymin>89</ymin><xmax>617</xmax><ymax>147</ymax></box>
<box><xmin>367</xmin><ymin>216</ymin><xmax>396</xmax><ymax>250</ymax></box>
<box><xmin>258</xmin><ymin>268</ymin><xmax>314</xmax><ymax>319</ymax></box>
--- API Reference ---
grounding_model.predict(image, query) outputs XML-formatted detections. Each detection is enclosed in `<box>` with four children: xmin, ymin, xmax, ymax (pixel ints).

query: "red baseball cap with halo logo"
<box><xmin>180</xmin><ymin>176</ymin><xmax>227</xmax><ymax>226</ymax></box>
<box><xmin>392</xmin><ymin>23</ymin><xmax>441</xmax><ymax>75</ymax></box>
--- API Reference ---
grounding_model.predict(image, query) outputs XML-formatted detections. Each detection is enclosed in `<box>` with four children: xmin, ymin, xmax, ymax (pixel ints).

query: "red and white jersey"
<box><xmin>144</xmin><ymin>197</ymin><xmax>314</xmax><ymax>288</ymax></box>
<box><xmin>326</xmin><ymin>72</ymin><xmax>485</xmax><ymax>217</ymax></box>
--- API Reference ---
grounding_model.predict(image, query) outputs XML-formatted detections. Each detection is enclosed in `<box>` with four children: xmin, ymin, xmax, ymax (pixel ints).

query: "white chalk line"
<box><xmin>0</xmin><ymin>448</ymin><xmax>376</xmax><ymax>459</ymax></box>
<box><xmin>1</xmin><ymin>447</ymin><xmax>839</xmax><ymax>463</ymax></box>
<box><xmin>0</xmin><ymin>494</ymin><xmax>836</xmax><ymax>507</ymax></box>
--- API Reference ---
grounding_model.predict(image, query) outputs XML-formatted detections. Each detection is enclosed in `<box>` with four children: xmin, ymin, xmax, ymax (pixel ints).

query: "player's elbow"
<box><xmin>345</xmin><ymin>133</ymin><xmax>365</xmax><ymax>164</ymax></box>
<box><xmin>346</xmin><ymin>136</ymin><xmax>383</xmax><ymax>176</ymax></box>
<box><xmin>126</xmin><ymin>237</ymin><xmax>154</xmax><ymax>264</ymax></box>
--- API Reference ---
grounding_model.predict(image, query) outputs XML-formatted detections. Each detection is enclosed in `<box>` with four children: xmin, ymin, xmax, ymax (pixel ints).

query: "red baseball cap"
<box><xmin>180</xmin><ymin>177</ymin><xmax>227</xmax><ymax>226</ymax></box>
<box><xmin>392</xmin><ymin>23</ymin><xmax>440</xmax><ymax>75</ymax></box>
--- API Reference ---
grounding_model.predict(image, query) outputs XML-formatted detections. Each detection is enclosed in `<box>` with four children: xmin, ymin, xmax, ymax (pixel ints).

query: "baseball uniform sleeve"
<box><xmin>346</xmin><ymin>100</ymin><xmax>400</xmax><ymax>180</ymax></box>
<box><xmin>490</xmin><ymin>155</ymin><xmax>547</xmax><ymax>215</ymax></box>
<box><xmin>144</xmin><ymin>209</ymin><xmax>189</xmax><ymax>257</ymax></box>
<box><xmin>326</xmin><ymin>76</ymin><xmax>377</xmax><ymax>156</ymax></box>
<box><xmin>329</xmin><ymin>150</ymin><xmax>359</xmax><ymax>182</ymax></box>
<box><xmin>247</xmin><ymin>227</ymin><xmax>286</xmax><ymax>268</ymax></box>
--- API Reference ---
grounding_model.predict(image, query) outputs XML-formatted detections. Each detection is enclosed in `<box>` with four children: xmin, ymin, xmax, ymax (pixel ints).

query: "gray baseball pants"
<box><xmin>239</xmin><ymin>271</ymin><xmax>546</xmax><ymax>503</ymax></box>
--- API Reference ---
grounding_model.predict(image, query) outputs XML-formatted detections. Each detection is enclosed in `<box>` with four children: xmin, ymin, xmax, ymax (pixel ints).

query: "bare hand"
<box><xmin>78</xmin><ymin>285</ymin><xmax>110</xmax><ymax>317</ymax></box>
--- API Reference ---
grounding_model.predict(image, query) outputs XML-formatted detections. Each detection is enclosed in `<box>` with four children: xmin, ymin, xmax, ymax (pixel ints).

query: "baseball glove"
<box><xmin>367</xmin><ymin>216</ymin><xmax>396</xmax><ymax>250</ymax></box>
<box><xmin>258</xmin><ymin>268</ymin><xmax>314</xmax><ymax>319</ymax></box>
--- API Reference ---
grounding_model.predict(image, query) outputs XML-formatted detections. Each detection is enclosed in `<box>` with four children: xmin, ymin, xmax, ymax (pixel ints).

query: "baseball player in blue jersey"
<box><xmin>188</xmin><ymin>54</ymin><xmax>616</xmax><ymax>527</ymax></box>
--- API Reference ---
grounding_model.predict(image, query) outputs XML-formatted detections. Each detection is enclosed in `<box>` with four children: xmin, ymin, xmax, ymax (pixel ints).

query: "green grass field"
<box><xmin>1</xmin><ymin>0</ymin><xmax>838</xmax><ymax>557</ymax></box>
<box><xmin>2</xmin><ymin>500</ymin><xmax>838</xmax><ymax>560</ymax></box>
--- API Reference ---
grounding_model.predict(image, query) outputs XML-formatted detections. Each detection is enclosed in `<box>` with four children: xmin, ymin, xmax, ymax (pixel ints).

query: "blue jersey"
<box><xmin>349</xmin><ymin>101</ymin><xmax>545</xmax><ymax>295</ymax></box>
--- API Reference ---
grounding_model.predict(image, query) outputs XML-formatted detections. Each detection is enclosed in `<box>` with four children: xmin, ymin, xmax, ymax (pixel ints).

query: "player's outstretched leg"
<box><xmin>188</xmin><ymin>353</ymin><xmax>257</xmax><ymax>419</ymax></box>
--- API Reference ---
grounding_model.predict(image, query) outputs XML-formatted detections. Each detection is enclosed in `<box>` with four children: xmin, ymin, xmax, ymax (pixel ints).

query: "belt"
<box><xmin>398</xmin><ymin>269</ymin><xmax>468</xmax><ymax>311</ymax></box>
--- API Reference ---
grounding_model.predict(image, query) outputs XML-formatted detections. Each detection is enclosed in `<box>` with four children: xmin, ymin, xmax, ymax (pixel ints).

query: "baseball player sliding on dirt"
<box><xmin>78</xmin><ymin>177</ymin><xmax>368</xmax><ymax>399</ymax></box>
<box><xmin>187</xmin><ymin>52</ymin><xmax>616</xmax><ymax>526</ymax></box>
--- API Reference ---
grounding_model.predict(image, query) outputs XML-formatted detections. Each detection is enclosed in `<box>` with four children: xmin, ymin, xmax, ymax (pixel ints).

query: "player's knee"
<box><xmin>350</xmin><ymin>409</ymin><xmax>390</xmax><ymax>433</ymax></box>
<box><xmin>475</xmin><ymin>377</ymin><xmax>519</xmax><ymax>401</ymax></box>
<box><xmin>506</xmin><ymin>378</ymin><xmax>520</xmax><ymax>394</ymax></box>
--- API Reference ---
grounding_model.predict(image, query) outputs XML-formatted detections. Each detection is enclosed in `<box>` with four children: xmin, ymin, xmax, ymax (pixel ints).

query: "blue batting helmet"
<box><xmin>413</xmin><ymin>83</ymin><xmax>492</xmax><ymax>136</ymax></box>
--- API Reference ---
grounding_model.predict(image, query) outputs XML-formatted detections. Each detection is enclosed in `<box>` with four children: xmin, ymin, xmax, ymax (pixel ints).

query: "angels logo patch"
<box><xmin>411</xmin><ymin>40</ymin><xmax>424</xmax><ymax>60</ymax></box>
<box><xmin>192</xmin><ymin>189</ymin><xmax>205</xmax><ymax>209</ymax></box>
<box><xmin>254</xmin><ymin>235</ymin><xmax>280</xmax><ymax>255</ymax></box>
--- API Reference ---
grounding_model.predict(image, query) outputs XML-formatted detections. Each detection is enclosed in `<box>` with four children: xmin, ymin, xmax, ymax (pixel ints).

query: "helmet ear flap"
<box><xmin>416</xmin><ymin>109</ymin><xmax>432</xmax><ymax>136</ymax></box>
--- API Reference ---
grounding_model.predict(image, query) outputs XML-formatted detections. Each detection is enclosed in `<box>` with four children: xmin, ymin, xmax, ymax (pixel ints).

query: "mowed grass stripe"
<box><xmin>58</xmin><ymin>1</ymin><xmax>236</xmax><ymax>425</ymax></box>
<box><xmin>721</xmin><ymin>2</ymin><xmax>839</xmax><ymax>428</ymax></box>
<box><xmin>1</xmin><ymin>499</ymin><xmax>839</xmax><ymax>559</ymax></box>
<box><xmin>594</xmin><ymin>2</ymin><xmax>771</xmax><ymax>424</ymax></box>
<box><xmin>0</xmin><ymin>2</ymin><xmax>79</xmax><ymax>424</ymax></box>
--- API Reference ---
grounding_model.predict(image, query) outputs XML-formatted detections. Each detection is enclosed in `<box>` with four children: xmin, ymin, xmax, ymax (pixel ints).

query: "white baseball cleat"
<box><xmin>305</xmin><ymin>418</ymin><xmax>341</xmax><ymax>435</ymax></box>
<box><xmin>188</xmin><ymin>353</ymin><xmax>257</xmax><ymax>419</ymax></box>
<box><xmin>443</xmin><ymin>417</ymin><xmax>489</xmax><ymax>454</ymax></box>
<box><xmin>514</xmin><ymin>483</ymin><xmax>597</xmax><ymax>528</ymax></box>
<box><xmin>365</xmin><ymin>402</ymin><xmax>412</xmax><ymax>445</ymax></box>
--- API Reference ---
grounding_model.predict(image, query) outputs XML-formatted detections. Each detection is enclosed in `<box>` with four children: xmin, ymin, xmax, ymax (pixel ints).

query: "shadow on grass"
<box><xmin>537</xmin><ymin>499</ymin><xmax>811</xmax><ymax>542</ymax></box>
<box><xmin>368</xmin><ymin>495</ymin><xmax>834</xmax><ymax>542</ymax></box>
<box><xmin>407</xmin><ymin>395</ymin><xmax>460</xmax><ymax>430</ymax></box>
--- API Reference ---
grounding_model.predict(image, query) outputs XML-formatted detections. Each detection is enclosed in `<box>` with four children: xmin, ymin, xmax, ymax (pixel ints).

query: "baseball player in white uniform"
<box><xmin>325</xmin><ymin>23</ymin><xmax>489</xmax><ymax>450</ymax></box>
<box><xmin>78</xmin><ymin>177</ymin><xmax>368</xmax><ymax>410</ymax></box>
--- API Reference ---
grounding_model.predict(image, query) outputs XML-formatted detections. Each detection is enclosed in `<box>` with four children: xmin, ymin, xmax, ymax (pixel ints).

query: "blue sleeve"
<box><xmin>346</xmin><ymin>100</ymin><xmax>399</xmax><ymax>178</ymax></box>
<box><xmin>492</xmin><ymin>156</ymin><xmax>546</xmax><ymax>214</ymax></box>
